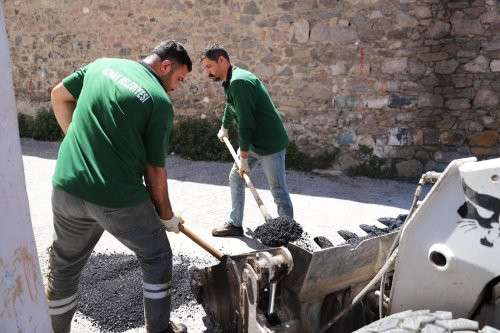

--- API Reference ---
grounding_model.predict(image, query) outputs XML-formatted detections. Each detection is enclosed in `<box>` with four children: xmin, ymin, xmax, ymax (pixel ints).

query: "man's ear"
<box><xmin>217</xmin><ymin>56</ymin><xmax>225</xmax><ymax>65</ymax></box>
<box><xmin>161</xmin><ymin>59</ymin><xmax>173</xmax><ymax>74</ymax></box>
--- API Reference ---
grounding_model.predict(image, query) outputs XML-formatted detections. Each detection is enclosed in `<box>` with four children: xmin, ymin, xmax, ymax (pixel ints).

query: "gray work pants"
<box><xmin>46</xmin><ymin>187</ymin><xmax>172</xmax><ymax>333</ymax></box>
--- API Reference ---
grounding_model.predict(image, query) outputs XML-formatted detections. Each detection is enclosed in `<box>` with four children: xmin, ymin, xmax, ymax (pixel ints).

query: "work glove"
<box><xmin>239</xmin><ymin>156</ymin><xmax>250</xmax><ymax>177</ymax></box>
<box><xmin>217</xmin><ymin>126</ymin><xmax>229</xmax><ymax>142</ymax></box>
<box><xmin>161</xmin><ymin>215</ymin><xmax>183</xmax><ymax>233</ymax></box>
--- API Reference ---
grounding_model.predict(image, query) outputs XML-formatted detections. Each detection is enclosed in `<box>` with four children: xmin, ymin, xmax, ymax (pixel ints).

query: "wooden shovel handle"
<box><xmin>179</xmin><ymin>224</ymin><xmax>224</xmax><ymax>260</ymax></box>
<box><xmin>222</xmin><ymin>137</ymin><xmax>272</xmax><ymax>221</ymax></box>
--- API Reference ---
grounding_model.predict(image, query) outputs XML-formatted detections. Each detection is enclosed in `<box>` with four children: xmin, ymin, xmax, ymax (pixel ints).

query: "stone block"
<box><xmin>243</xmin><ymin>1</ymin><xmax>260</xmax><ymax>15</ymax></box>
<box><xmin>464</xmin><ymin>55</ymin><xmax>489</xmax><ymax>73</ymax></box>
<box><xmin>290</xmin><ymin>19</ymin><xmax>309</xmax><ymax>43</ymax></box>
<box><xmin>411</xmin><ymin>6</ymin><xmax>432</xmax><ymax>19</ymax></box>
<box><xmin>457</xmin><ymin>50</ymin><xmax>477</xmax><ymax>58</ymax></box>
<box><xmin>383</xmin><ymin>146</ymin><xmax>415</xmax><ymax>159</ymax></box>
<box><xmin>256</xmin><ymin>17</ymin><xmax>278</xmax><ymax>27</ymax></box>
<box><xmin>417</xmin><ymin>93</ymin><xmax>444</xmax><ymax>107</ymax></box>
<box><xmin>439</xmin><ymin>131</ymin><xmax>466</xmax><ymax>145</ymax></box>
<box><xmin>397</xmin><ymin>11</ymin><xmax>419</xmax><ymax>29</ymax></box>
<box><xmin>330</xmin><ymin>62</ymin><xmax>348</xmax><ymax>75</ymax></box>
<box><xmin>490</xmin><ymin>60</ymin><xmax>500</xmax><ymax>72</ymax></box>
<box><xmin>417</xmin><ymin>52</ymin><xmax>449</xmax><ymax>62</ymax></box>
<box><xmin>396</xmin><ymin>160</ymin><xmax>423</xmax><ymax>178</ymax></box>
<box><xmin>331</xmin><ymin>151</ymin><xmax>358</xmax><ymax>170</ymax></box>
<box><xmin>471</xmin><ymin>146</ymin><xmax>498</xmax><ymax>156</ymax></box>
<box><xmin>389</xmin><ymin>95</ymin><xmax>417</xmax><ymax>108</ymax></box>
<box><xmin>414</xmin><ymin>150</ymin><xmax>429</xmax><ymax>160</ymax></box>
<box><xmin>382</xmin><ymin>58</ymin><xmax>408</xmax><ymax>74</ymax></box>
<box><xmin>469</xmin><ymin>130</ymin><xmax>498</xmax><ymax>147</ymax></box>
<box><xmin>364</xmin><ymin>96</ymin><xmax>389</xmax><ymax>109</ymax></box>
<box><xmin>329</xmin><ymin>27</ymin><xmax>358</xmax><ymax>43</ymax></box>
<box><xmin>451</xmin><ymin>75</ymin><xmax>473</xmax><ymax>88</ymax></box>
<box><xmin>336</xmin><ymin>131</ymin><xmax>355</xmax><ymax>145</ymax></box>
<box><xmin>451</xmin><ymin>11</ymin><xmax>485</xmax><ymax>36</ymax></box>
<box><xmin>480</xmin><ymin>10</ymin><xmax>499</xmax><ymax>24</ymax></box>
<box><xmin>434</xmin><ymin>151</ymin><xmax>466</xmax><ymax>163</ymax></box>
<box><xmin>425</xmin><ymin>20</ymin><xmax>451</xmax><ymax>39</ymax></box>
<box><xmin>445</xmin><ymin>98</ymin><xmax>471</xmax><ymax>110</ymax></box>
<box><xmin>350</xmin><ymin>62</ymin><xmax>371</xmax><ymax>75</ymax></box>
<box><xmin>413</xmin><ymin>129</ymin><xmax>424</xmax><ymax>145</ymax></box>
<box><xmin>467</xmin><ymin>121</ymin><xmax>485</xmax><ymax>132</ymax></box>
<box><xmin>473</xmin><ymin>88</ymin><xmax>500</xmax><ymax>108</ymax></box>
<box><xmin>481</xmin><ymin>115</ymin><xmax>496</xmax><ymax>129</ymax></box>
<box><xmin>435</xmin><ymin>59</ymin><xmax>459</xmax><ymax>74</ymax></box>
<box><xmin>482</xmin><ymin>39</ymin><xmax>500</xmax><ymax>51</ymax></box>
<box><xmin>423</xmin><ymin>129</ymin><xmax>440</xmax><ymax>145</ymax></box>
<box><xmin>334</xmin><ymin>95</ymin><xmax>356</xmax><ymax>108</ymax></box>
<box><xmin>387</xmin><ymin>127</ymin><xmax>411</xmax><ymax>146</ymax></box>
<box><xmin>408</xmin><ymin>60</ymin><xmax>427</xmax><ymax>76</ymax></box>
<box><xmin>310</xmin><ymin>21</ymin><xmax>330</xmax><ymax>42</ymax></box>
<box><xmin>356</xmin><ymin>134</ymin><xmax>375</xmax><ymax>148</ymax></box>
<box><xmin>424</xmin><ymin>160</ymin><xmax>447</xmax><ymax>172</ymax></box>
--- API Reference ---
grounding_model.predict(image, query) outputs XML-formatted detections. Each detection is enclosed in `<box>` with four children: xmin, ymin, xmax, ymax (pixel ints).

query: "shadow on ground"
<box><xmin>21</xmin><ymin>138</ymin><xmax>418</xmax><ymax>209</ymax></box>
<box><xmin>78</xmin><ymin>252</ymin><xmax>213</xmax><ymax>332</ymax></box>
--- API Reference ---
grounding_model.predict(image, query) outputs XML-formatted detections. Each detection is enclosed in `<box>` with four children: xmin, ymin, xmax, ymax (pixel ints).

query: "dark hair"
<box><xmin>152</xmin><ymin>40</ymin><xmax>192</xmax><ymax>72</ymax></box>
<box><xmin>202</xmin><ymin>43</ymin><xmax>230</xmax><ymax>62</ymax></box>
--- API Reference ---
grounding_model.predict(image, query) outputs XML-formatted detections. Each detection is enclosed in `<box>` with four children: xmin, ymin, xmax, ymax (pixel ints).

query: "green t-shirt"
<box><xmin>53</xmin><ymin>58</ymin><xmax>173</xmax><ymax>208</ymax></box>
<box><xmin>222</xmin><ymin>67</ymin><xmax>288</xmax><ymax>155</ymax></box>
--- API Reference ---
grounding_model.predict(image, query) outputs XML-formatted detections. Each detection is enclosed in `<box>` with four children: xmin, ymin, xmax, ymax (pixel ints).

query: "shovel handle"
<box><xmin>222</xmin><ymin>137</ymin><xmax>272</xmax><ymax>221</ymax></box>
<box><xmin>179</xmin><ymin>224</ymin><xmax>224</xmax><ymax>260</ymax></box>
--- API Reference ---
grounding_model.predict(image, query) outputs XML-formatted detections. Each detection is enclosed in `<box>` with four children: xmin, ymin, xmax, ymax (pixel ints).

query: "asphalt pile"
<box><xmin>78</xmin><ymin>252</ymin><xmax>212</xmax><ymax>332</ymax></box>
<box><xmin>253</xmin><ymin>216</ymin><xmax>303</xmax><ymax>247</ymax></box>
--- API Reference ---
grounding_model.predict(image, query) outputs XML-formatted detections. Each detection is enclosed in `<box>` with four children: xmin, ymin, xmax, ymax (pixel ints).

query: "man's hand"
<box><xmin>239</xmin><ymin>156</ymin><xmax>250</xmax><ymax>177</ymax></box>
<box><xmin>161</xmin><ymin>215</ymin><xmax>184</xmax><ymax>233</ymax></box>
<box><xmin>217</xmin><ymin>126</ymin><xmax>229</xmax><ymax>142</ymax></box>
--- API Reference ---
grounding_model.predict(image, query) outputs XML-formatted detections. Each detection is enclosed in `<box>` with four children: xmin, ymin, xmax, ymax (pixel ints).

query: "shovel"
<box><xmin>222</xmin><ymin>137</ymin><xmax>274</xmax><ymax>222</ymax></box>
<box><xmin>179</xmin><ymin>223</ymin><xmax>224</xmax><ymax>260</ymax></box>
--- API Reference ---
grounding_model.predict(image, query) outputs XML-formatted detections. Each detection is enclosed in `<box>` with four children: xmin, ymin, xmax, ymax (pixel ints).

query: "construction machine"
<box><xmin>191</xmin><ymin>157</ymin><xmax>500</xmax><ymax>332</ymax></box>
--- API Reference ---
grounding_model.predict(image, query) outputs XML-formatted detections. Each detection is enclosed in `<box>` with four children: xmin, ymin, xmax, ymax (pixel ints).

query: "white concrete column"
<box><xmin>0</xmin><ymin>3</ymin><xmax>52</xmax><ymax>333</ymax></box>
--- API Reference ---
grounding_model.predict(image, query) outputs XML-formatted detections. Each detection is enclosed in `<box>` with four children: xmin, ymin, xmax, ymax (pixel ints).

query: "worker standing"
<box><xmin>47</xmin><ymin>40</ymin><xmax>191</xmax><ymax>333</ymax></box>
<box><xmin>200</xmin><ymin>44</ymin><xmax>294</xmax><ymax>237</ymax></box>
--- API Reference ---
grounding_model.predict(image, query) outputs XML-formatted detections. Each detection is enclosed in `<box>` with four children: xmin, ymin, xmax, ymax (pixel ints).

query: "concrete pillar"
<box><xmin>0</xmin><ymin>3</ymin><xmax>52</xmax><ymax>332</ymax></box>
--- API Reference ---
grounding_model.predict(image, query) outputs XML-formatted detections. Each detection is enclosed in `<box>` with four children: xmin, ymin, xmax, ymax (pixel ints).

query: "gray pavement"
<box><xmin>22</xmin><ymin>138</ymin><xmax>417</xmax><ymax>332</ymax></box>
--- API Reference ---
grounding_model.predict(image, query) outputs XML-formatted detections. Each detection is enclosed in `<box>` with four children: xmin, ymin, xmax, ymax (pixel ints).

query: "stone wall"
<box><xmin>4</xmin><ymin>0</ymin><xmax>500</xmax><ymax>176</ymax></box>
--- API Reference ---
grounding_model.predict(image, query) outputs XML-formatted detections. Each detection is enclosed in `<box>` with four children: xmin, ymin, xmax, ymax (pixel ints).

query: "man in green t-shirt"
<box><xmin>201</xmin><ymin>44</ymin><xmax>294</xmax><ymax>237</ymax></box>
<box><xmin>48</xmin><ymin>40</ymin><xmax>191</xmax><ymax>333</ymax></box>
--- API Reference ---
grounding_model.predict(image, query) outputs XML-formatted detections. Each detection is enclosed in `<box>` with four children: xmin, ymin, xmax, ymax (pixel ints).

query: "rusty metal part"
<box><xmin>191</xmin><ymin>247</ymin><xmax>294</xmax><ymax>332</ymax></box>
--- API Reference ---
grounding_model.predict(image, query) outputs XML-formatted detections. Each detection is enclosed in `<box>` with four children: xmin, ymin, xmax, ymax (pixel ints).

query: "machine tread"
<box><xmin>353</xmin><ymin>310</ymin><xmax>499</xmax><ymax>333</ymax></box>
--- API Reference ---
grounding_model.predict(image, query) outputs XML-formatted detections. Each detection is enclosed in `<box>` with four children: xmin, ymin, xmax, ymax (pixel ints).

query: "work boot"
<box><xmin>212</xmin><ymin>222</ymin><xmax>244</xmax><ymax>237</ymax></box>
<box><xmin>161</xmin><ymin>321</ymin><xmax>187</xmax><ymax>333</ymax></box>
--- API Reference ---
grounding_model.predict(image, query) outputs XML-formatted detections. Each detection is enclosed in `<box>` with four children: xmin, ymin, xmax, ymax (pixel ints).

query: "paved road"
<box><xmin>22</xmin><ymin>138</ymin><xmax>417</xmax><ymax>332</ymax></box>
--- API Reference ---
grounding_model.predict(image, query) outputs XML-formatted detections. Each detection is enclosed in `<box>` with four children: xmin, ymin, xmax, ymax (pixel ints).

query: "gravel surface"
<box><xmin>22</xmin><ymin>139</ymin><xmax>417</xmax><ymax>332</ymax></box>
<box><xmin>77</xmin><ymin>253</ymin><xmax>213</xmax><ymax>332</ymax></box>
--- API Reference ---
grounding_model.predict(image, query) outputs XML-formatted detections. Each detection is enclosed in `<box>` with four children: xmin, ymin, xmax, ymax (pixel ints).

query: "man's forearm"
<box><xmin>52</xmin><ymin>101</ymin><xmax>75</xmax><ymax>134</ymax></box>
<box><xmin>51</xmin><ymin>82</ymin><xmax>76</xmax><ymax>134</ymax></box>
<box><xmin>144</xmin><ymin>164</ymin><xmax>174</xmax><ymax>220</ymax></box>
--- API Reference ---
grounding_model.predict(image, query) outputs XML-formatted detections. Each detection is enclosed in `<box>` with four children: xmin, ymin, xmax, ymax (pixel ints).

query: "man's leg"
<box><xmin>260</xmin><ymin>149</ymin><xmax>294</xmax><ymax>218</ymax></box>
<box><xmin>47</xmin><ymin>187</ymin><xmax>104</xmax><ymax>333</ymax></box>
<box><xmin>212</xmin><ymin>153</ymin><xmax>258</xmax><ymax>236</ymax></box>
<box><xmin>87</xmin><ymin>200</ymin><xmax>178</xmax><ymax>333</ymax></box>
